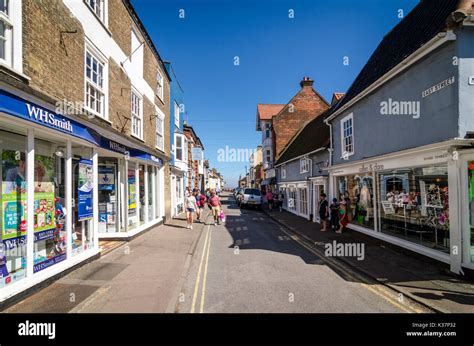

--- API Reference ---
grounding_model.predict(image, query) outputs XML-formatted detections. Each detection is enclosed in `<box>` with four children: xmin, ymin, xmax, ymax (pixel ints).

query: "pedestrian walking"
<box><xmin>277</xmin><ymin>191</ymin><xmax>284</xmax><ymax>212</ymax></box>
<box><xmin>185</xmin><ymin>189</ymin><xmax>198</xmax><ymax>229</ymax></box>
<box><xmin>330</xmin><ymin>198</ymin><xmax>340</xmax><ymax>232</ymax></box>
<box><xmin>195</xmin><ymin>189</ymin><xmax>207</xmax><ymax>223</ymax></box>
<box><xmin>337</xmin><ymin>198</ymin><xmax>349</xmax><ymax>234</ymax></box>
<box><xmin>319</xmin><ymin>193</ymin><xmax>329</xmax><ymax>231</ymax></box>
<box><xmin>208</xmin><ymin>189</ymin><xmax>222</xmax><ymax>226</ymax></box>
<box><xmin>266</xmin><ymin>189</ymin><xmax>274</xmax><ymax>211</ymax></box>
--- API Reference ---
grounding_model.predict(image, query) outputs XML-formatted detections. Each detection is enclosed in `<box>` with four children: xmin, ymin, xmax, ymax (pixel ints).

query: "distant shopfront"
<box><xmin>329</xmin><ymin>141</ymin><xmax>474</xmax><ymax>272</ymax></box>
<box><xmin>0</xmin><ymin>88</ymin><xmax>165</xmax><ymax>303</ymax></box>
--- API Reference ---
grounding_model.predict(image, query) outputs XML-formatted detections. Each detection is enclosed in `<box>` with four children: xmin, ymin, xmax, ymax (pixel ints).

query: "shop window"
<box><xmin>300</xmin><ymin>157</ymin><xmax>309</xmax><ymax>173</ymax></box>
<box><xmin>336</xmin><ymin>173</ymin><xmax>374</xmax><ymax>229</ymax></box>
<box><xmin>377</xmin><ymin>165</ymin><xmax>449</xmax><ymax>253</ymax></box>
<box><xmin>147</xmin><ymin>166</ymin><xmax>154</xmax><ymax>222</ymax></box>
<box><xmin>288</xmin><ymin>187</ymin><xmax>297</xmax><ymax>212</ymax></box>
<box><xmin>0</xmin><ymin>0</ymin><xmax>11</xmax><ymax>65</ymax></box>
<box><xmin>85</xmin><ymin>49</ymin><xmax>106</xmax><ymax>118</ymax></box>
<box><xmin>175</xmin><ymin>134</ymin><xmax>183</xmax><ymax>161</ymax></box>
<box><xmin>72</xmin><ymin>145</ymin><xmax>94</xmax><ymax>255</ymax></box>
<box><xmin>298</xmin><ymin>187</ymin><xmax>308</xmax><ymax>215</ymax></box>
<box><xmin>156</xmin><ymin>114</ymin><xmax>164</xmax><ymax>151</ymax></box>
<box><xmin>131</xmin><ymin>91</ymin><xmax>143</xmax><ymax>140</ymax></box>
<box><xmin>139</xmin><ymin>165</ymin><xmax>145</xmax><ymax>225</ymax></box>
<box><xmin>157</xmin><ymin>70</ymin><xmax>164</xmax><ymax>101</ymax></box>
<box><xmin>127</xmin><ymin>163</ymin><xmax>138</xmax><ymax>230</ymax></box>
<box><xmin>33</xmin><ymin>137</ymin><xmax>67</xmax><ymax>272</ymax></box>
<box><xmin>341</xmin><ymin>113</ymin><xmax>354</xmax><ymax>157</ymax></box>
<box><xmin>0</xmin><ymin>127</ymin><xmax>27</xmax><ymax>287</ymax></box>
<box><xmin>469</xmin><ymin>161</ymin><xmax>474</xmax><ymax>262</ymax></box>
<box><xmin>98</xmin><ymin>160</ymin><xmax>118</xmax><ymax>234</ymax></box>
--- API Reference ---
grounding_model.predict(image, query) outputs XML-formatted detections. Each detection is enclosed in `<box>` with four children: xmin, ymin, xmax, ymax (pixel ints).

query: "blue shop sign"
<box><xmin>102</xmin><ymin>138</ymin><xmax>164</xmax><ymax>167</ymax></box>
<box><xmin>0</xmin><ymin>90</ymin><xmax>100</xmax><ymax>145</ymax></box>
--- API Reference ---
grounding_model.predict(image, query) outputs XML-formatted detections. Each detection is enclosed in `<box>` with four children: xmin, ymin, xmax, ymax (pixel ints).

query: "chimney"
<box><xmin>300</xmin><ymin>76</ymin><xmax>314</xmax><ymax>88</ymax></box>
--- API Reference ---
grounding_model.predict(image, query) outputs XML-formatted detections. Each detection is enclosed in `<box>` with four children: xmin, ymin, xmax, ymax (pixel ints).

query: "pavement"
<box><xmin>176</xmin><ymin>193</ymin><xmax>428</xmax><ymax>313</ymax></box>
<box><xmin>263</xmin><ymin>206</ymin><xmax>474</xmax><ymax>313</ymax></box>
<box><xmin>3</xmin><ymin>212</ymin><xmax>209</xmax><ymax>313</ymax></box>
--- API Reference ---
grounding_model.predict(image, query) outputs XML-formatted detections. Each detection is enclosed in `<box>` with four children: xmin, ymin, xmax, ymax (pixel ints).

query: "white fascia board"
<box><xmin>63</xmin><ymin>0</ymin><xmax>156</xmax><ymax>104</ymax></box>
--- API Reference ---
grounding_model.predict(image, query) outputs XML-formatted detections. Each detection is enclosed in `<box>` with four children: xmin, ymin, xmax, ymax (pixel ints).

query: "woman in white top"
<box><xmin>186</xmin><ymin>190</ymin><xmax>198</xmax><ymax>229</ymax></box>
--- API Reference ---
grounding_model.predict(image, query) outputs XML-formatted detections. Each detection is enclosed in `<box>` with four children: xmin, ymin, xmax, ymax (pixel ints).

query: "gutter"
<box><xmin>324</xmin><ymin>30</ymin><xmax>457</xmax><ymax>124</ymax></box>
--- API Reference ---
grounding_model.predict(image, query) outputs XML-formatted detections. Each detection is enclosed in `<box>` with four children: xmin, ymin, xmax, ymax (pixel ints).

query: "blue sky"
<box><xmin>132</xmin><ymin>0</ymin><xmax>419</xmax><ymax>187</ymax></box>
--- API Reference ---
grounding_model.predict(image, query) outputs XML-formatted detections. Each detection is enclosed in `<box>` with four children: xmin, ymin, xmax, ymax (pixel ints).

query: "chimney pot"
<box><xmin>300</xmin><ymin>76</ymin><xmax>314</xmax><ymax>88</ymax></box>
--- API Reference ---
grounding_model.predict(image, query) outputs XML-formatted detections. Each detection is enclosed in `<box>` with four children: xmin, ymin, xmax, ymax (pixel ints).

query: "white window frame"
<box><xmin>175</xmin><ymin>133</ymin><xmax>183</xmax><ymax>161</ymax></box>
<box><xmin>131</xmin><ymin>89</ymin><xmax>143</xmax><ymax>140</ymax></box>
<box><xmin>0</xmin><ymin>0</ymin><xmax>22</xmax><ymax>71</ymax></box>
<box><xmin>300</xmin><ymin>157</ymin><xmax>309</xmax><ymax>174</ymax></box>
<box><xmin>84</xmin><ymin>42</ymin><xmax>108</xmax><ymax>120</ymax></box>
<box><xmin>281</xmin><ymin>164</ymin><xmax>286</xmax><ymax>179</ymax></box>
<box><xmin>155</xmin><ymin>108</ymin><xmax>165</xmax><ymax>151</ymax></box>
<box><xmin>265</xmin><ymin>148</ymin><xmax>271</xmax><ymax>164</ymax></box>
<box><xmin>265</xmin><ymin>123</ymin><xmax>271</xmax><ymax>138</ymax></box>
<box><xmin>85</xmin><ymin>0</ymin><xmax>108</xmax><ymax>25</ymax></box>
<box><xmin>340</xmin><ymin>113</ymin><xmax>354</xmax><ymax>158</ymax></box>
<box><xmin>174</xmin><ymin>101</ymin><xmax>180</xmax><ymax>128</ymax></box>
<box><xmin>156</xmin><ymin>70</ymin><xmax>164</xmax><ymax>101</ymax></box>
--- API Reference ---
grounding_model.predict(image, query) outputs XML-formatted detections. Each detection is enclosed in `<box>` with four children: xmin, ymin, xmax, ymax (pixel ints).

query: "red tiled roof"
<box><xmin>257</xmin><ymin>104</ymin><xmax>285</xmax><ymax>121</ymax></box>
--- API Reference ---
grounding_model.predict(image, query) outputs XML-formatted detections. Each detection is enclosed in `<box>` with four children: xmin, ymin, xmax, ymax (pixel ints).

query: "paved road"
<box><xmin>176</xmin><ymin>193</ymin><xmax>427</xmax><ymax>313</ymax></box>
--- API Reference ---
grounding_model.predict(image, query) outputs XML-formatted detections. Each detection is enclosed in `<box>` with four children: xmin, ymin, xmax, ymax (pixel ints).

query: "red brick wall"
<box><xmin>273</xmin><ymin>85</ymin><xmax>329</xmax><ymax>159</ymax></box>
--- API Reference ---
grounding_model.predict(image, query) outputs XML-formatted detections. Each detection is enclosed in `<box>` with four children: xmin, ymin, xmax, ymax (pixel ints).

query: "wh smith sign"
<box><xmin>0</xmin><ymin>90</ymin><xmax>99</xmax><ymax>145</ymax></box>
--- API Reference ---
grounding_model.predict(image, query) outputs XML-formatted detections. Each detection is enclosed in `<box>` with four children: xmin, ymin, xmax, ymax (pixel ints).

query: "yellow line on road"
<box><xmin>190</xmin><ymin>225</ymin><xmax>210</xmax><ymax>313</ymax></box>
<box><xmin>200</xmin><ymin>229</ymin><xmax>212</xmax><ymax>313</ymax></box>
<box><xmin>277</xmin><ymin>226</ymin><xmax>423</xmax><ymax>313</ymax></box>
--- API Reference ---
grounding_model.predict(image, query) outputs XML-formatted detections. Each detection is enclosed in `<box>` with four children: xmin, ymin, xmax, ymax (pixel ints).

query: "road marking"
<box><xmin>190</xmin><ymin>224</ymin><xmax>210</xmax><ymax>313</ymax></box>
<box><xmin>200</xmin><ymin>228</ymin><xmax>212</xmax><ymax>313</ymax></box>
<box><xmin>277</xmin><ymin>226</ymin><xmax>424</xmax><ymax>313</ymax></box>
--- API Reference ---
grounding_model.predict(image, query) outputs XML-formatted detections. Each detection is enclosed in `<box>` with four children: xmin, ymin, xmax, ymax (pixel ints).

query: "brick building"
<box><xmin>183</xmin><ymin>124</ymin><xmax>205</xmax><ymax>193</ymax></box>
<box><xmin>0</xmin><ymin>0</ymin><xmax>171</xmax><ymax>305</ymax></box>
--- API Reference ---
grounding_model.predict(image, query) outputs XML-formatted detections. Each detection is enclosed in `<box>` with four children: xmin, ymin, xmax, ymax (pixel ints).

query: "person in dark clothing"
<box><xmin>319</xmin><ymin>193</ymin><xmax>329</xmax><ymax>232</ymax></box>
<box><xmin>330</xmin><ymin>198</ymin><xmax>340</xmax><ymax>231</ymax></box>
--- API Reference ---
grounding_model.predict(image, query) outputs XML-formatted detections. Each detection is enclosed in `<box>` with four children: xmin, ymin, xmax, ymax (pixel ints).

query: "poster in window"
<box><xmin>128</xmin><ymin>169</ymin><xmax>136</xmax><ymax>211</ymax></box>
<box><xmin>1</xmin><ymin>150</ymin><xmax>27</xmax><ymax>240</ymax></box>
<box><xmin>33</xmin><ymin>154</ymin><xmax>56</xmax><ymax>233</ymax></box>
<box><xmin>78</xmin><ymin>159</ymin><xmax>94</xmax><ymax>221</ymax></box>
<box><xmin>99</xmin><ymin>166</ymin><xmax>115</xmax><ymax>191</ymax></box>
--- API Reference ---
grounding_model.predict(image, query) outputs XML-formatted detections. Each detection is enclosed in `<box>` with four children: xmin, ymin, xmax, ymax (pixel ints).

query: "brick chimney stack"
<box><xmin>300</xmin><ymin>76</ymin><xmax>314</xmax><ymax>88</ymax></box>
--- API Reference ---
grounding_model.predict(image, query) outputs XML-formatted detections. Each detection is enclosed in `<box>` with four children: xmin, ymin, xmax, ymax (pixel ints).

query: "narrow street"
<box><xmin>176</xmin><ymin>193</ymin><xmax>427</xmax><ymax>313</ymax></box>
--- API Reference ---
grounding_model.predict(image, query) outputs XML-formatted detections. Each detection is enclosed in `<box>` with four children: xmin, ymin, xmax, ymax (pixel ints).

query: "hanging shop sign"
<box><xmin>77</xmin><ymin>160</ymin><xmax>94</xmax><ymax>221</ymax></box>
<box><xmin>191</xmin><ymin>147</ymin><xmax>203</xmax><ymax>161</ymax></box>
<box><xmin>0</xmin><ymin>90</ymin><xmax>100</xmax><ymax>145</ymax></box>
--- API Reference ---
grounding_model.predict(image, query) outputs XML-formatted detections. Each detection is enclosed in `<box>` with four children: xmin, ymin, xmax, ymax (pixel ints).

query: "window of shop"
<box><xmin>98</xmin><ymin>159</ymin><xmax>118</xmax><ymax>233</ymax></box>
<box><xmin>376</xmin><ymin>165</ymin><xmax>449</xmax><ymax>252</ymax></box>
<box><xmin>127</xmin><ymin>163</ymin><xmax>138</xmax><ymax>230</ymax></box>
<box><xmin>85</xmin><ymin>50</ymin><xmax>105</xmax><ymax>118</ymax></box>
<box><xmin>298</xmin><ymin>187</ymin><xmax>308</xmax><ymax>216</ymax></box>
<box><xmin>33</xmin><ymin>136</ymin><xmax>67</xmax><ymax>272</ymax></box>
<box><xmin>288</xmin><ymin>187</ymin><xmax>297</xmax><ymax>212</ymax></box>
<box><xmin>147</xmin><ymin>166</ymin><xmax>154</xmax><ymax>222</ymax></box>
<box><xmin>468</xmin><ymin>161</ymin><xmax>474</xmax><ymax>262</ymax></box>
<box><xmin>131</xmin><ymin>91</ymin><xmax>143</xmax><ymax>140</ymax></box>
<box><xmin>156</xmin><ymin>115</ymin><xmax>164</xmax><ymax>151</ymax></box>
<box><xmin>341</xmin><ymin>113</ymin><xmax>354</xmax><ymax>157</ymax></box>
<box><xmin>0</xmin><ymin>126</ymin><xmax>27</xmax><ymax>287</ymax></box>
<box><xmin>139</xmin><ymin>164</ymin><xmax>145</xmax><ymax>225</ymax></box>
<box><xmin>157</xmin><ymin>71</ymin><xmax>164</xmax><ymax>101</ymax></box>
<box><xmin>175</xmin><ymin>135</ymin><xmax>183</xmax><ymax>161</ymax></box>
<box><xmin>72</xmin><ymin>145</ymin><xmax>94</xmax><ymax>256</ymax></box>
<box><xmin>0</xmin><ymin>0</ymin><xmax>11</xmax><ymax>65</ymax></box>
<box><xmin>336</xmin><ymin>173</ymin><xmax>374</xmax><ymax>229</ymax></box>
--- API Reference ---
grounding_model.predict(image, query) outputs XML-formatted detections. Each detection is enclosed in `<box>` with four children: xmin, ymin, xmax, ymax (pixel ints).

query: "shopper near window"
<box><xmin>319</xmin><ymin>193</ymin><xmax>329</xmax><ymax>231</ymax></box>
<box><xmin>185</xmin><ymin>190</ymin><xmax>198</xmax><ymax>229</ymax></box>
<box><xmin>337</xmin><ymin>198</ymin><xmax>349</xmax><ymax>234</ymax></box>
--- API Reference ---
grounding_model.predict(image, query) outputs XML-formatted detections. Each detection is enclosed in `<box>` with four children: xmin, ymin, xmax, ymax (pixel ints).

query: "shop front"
<box><xmin>0</xmin><ymin>89</ymin><xmax>101</xmax><ymax>303</ymax></box>
<box><xmin>278</xmin><ymin>181</ymin><xmax>310</xmax><ymax>220</ymax></box>
<box><xmin>328</xmin><ymin>142</ymin><xmax>474</xmax><ymax>270</ymax></box>
<box><xmin>94</xmin><ymin>138</ymin><xmax>165</xmax><ymax>239</ymax></box>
